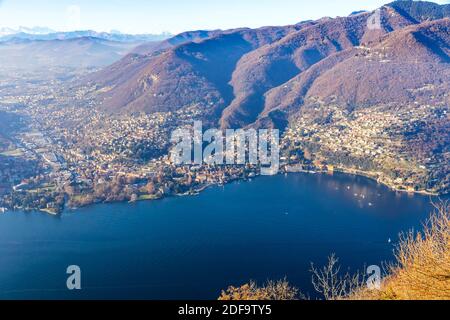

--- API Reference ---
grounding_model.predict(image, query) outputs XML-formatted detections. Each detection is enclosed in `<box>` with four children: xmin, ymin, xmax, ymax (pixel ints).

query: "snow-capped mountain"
<box><xmin>0</xmin><ymin>26</ymin><xmax>56</xmax><ymax>36</ymax></box>
<box><xmin>0</xmin><ymin>28</ymin><xmax>172</xmax><ymax>42</ymax></box>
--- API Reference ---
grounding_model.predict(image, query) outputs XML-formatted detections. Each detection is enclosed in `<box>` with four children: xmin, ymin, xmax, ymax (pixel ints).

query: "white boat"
<box><xmin>0</xmin><ymin>207</ymin><xmax>7</xmax><ymax>214</ymax></box>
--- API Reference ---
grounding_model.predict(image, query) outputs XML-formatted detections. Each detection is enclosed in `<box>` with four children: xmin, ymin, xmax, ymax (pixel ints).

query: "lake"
<box><xmin>0</xmin><ymin>173</ymin><xmax>444</xmax><ymax>300</ymax></box>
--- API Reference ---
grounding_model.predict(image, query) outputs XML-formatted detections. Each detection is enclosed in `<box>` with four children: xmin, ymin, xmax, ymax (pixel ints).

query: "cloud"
<box><xmin>66</xmin><ymin>5</ymin><xmax>81</xmax><ymax>31</ymax></box>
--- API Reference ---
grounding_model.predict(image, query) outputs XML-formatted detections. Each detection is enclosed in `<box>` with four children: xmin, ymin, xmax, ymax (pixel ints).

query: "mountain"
<box><xmin>129</xmin><ymin>30</ymin><xmax>223</xmax><ymax>55</ymax></box>
<box><xmin>84</xmin><ymin>30</ymin><xmax>225</xmax><ymax>90</ymax></box>
<box><xmin>388</xmin><ymin>0</ymin><xmax>450</xmax><ymax>21</ymax></box>
<box><xmin>0</xmin><ymin>37</ymin><xmax>142</xmax><ymax>71</ymax></box>
<box><xmin>258</xmin><ymin>16</ymin><xmax>450</xmax><ymax>124</ymax></box>
<box><xmin>221</xmin><ymin>2</ymin><xmax>450</xmax><ymax>128</ymax></box>
<box><xmin>0</xmin><ymin>28</ymin><xmax>173</xmax><ymax>72</ymax></box>
<box><xmin>85</xmin><ymin>24</ymin><xmax>310</xmax><ymax>118</ymax></box>
<box><xmin>298</xmin><ymin>19</ymin><xmax>449</xmax><ymax>107</ymax></box>
<box><xmin>0</xmin><ymin>26</ymin><xmax>56</xmax><ymax>36</ymax></box>
<box><xmin>0</xmin><ymin>30</ymin><xmax>172</xmax><ymax>43</ymax></box>
<box><xmin>85</xmin><ymin>1</ymin><xmax>449</xmax><ymax>130</ymax></box>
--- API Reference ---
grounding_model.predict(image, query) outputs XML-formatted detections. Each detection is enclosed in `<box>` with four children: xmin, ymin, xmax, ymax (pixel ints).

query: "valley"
<box><xmin>0</xmin><ymin>1</ymin><xmax>449</xmax><ymax>215</ymax></box>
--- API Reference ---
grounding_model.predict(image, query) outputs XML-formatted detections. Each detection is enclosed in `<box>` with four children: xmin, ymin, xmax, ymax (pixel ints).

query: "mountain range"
<box><xmin>0</xmin><ymin>29</ymin><xmax>174</xmax><ymax>71</ymax></box>
<box><xmin>83</xmin><ymin>0</ymin><xmax>449</xmax><ymax>131</ymax></box>
<box><xmin>0</xmin><ymin>26</ymin><xmax>56</xmax><ymax>36</ymax></box>
<box><xmin>0</xmin><ymin>29</ymin><xmax>175</xmax><ymax>72</ymax></box>
<box><xmin>0</xmin><ymin>37</ymin><xmax>147</xmax><ymax>71</ymax></box>
<box><xmin>0</xmin><ymin>28</ymin><xmax>172</xmax><ymax>42</ymax></box>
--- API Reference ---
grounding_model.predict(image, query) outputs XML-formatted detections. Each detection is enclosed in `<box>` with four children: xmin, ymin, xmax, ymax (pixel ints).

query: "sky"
<box><xmin>0</xmin><ymin>0</ymin><xmax>449</xmax><ymax>34</ymax></box>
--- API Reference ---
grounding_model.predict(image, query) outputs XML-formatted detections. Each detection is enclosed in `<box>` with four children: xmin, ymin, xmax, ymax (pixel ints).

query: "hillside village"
<box><xmin>0</xmin><ymin>1</ymin><xmax>449</xmax><ymax>214</ymax></box>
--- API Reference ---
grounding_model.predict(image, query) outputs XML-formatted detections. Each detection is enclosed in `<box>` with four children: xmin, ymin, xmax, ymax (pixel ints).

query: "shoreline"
<box><xmin>284</xmin><ymin>164</ymin><xmax>441</xmax><ymax>196</ymax></box>
<box><xmin>331</xmin><ymin>168</ymin><xmax>440</xmax><ymax>197</ymax></box>
<box><xmin>2</xmin><ymin>169</ymin><xmax>445</xmax><ymax>216</ymax></box>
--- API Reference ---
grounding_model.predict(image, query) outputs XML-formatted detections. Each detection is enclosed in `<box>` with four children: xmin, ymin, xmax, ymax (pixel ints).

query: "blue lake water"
<box><xmin>0</xmin><ymin>173</ymin><xmax>444</xmax><ymax>300</ymax></box>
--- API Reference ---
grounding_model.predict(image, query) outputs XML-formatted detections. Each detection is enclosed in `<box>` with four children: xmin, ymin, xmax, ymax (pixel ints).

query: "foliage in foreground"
<box><xmin>355</xmin><ymin>200</ymin><xmax>450</xmax><ymax>300</ymax></box>
<box><xmin>219</xmin><ymin>279</ymin><xmax>300</xmax><ymax>301</ymax></box>
<box><xmin>219</xmin><ymin>201</ymin><xmax>450</xmax><ymax>300</ymax></box>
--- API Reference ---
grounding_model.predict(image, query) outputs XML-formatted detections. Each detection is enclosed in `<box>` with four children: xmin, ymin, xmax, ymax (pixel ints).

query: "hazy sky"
<box><xmin>0</xmin><ymin>0</ymin><xmax>449</xmax><ymax>34</ymax></box>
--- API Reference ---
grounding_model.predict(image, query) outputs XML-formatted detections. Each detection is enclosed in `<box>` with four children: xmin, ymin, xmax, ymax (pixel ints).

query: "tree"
<box><xmin>219</xmin><ymin>279</ymin><xmax>301</xmax><ymax>301</ymax></box>
<box><xmin>386</xmin><ymin>200</ymin><xmax>450</xmax><ymax>299</ymax></box>
<box><xmin>310</xmin><ymin>254</ymin><xmax>365</xmax><ymax>300</ymax></box>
